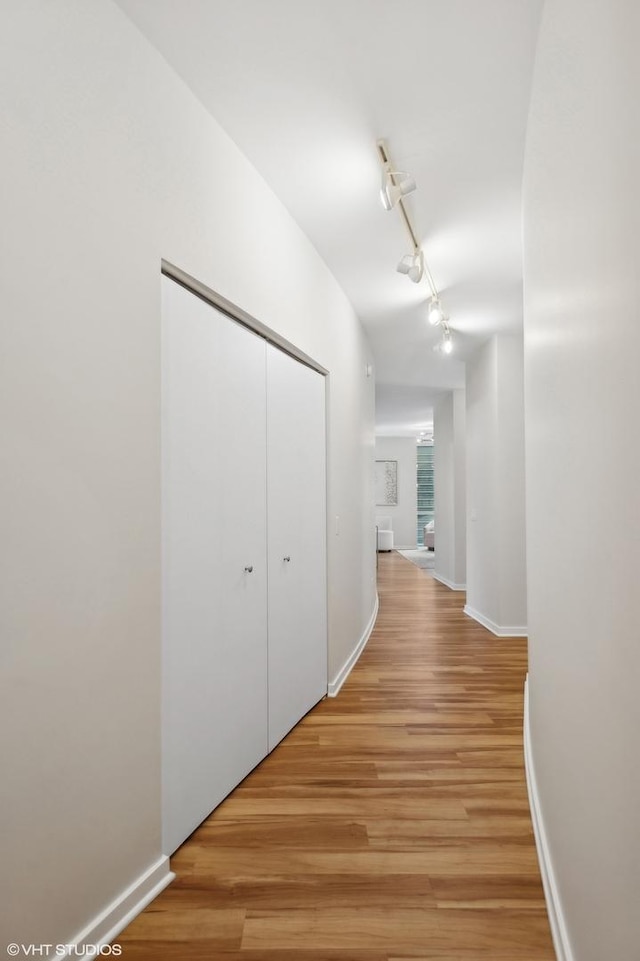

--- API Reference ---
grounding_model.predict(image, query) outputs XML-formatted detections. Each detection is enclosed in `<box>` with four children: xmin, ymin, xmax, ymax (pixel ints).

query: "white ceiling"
<box><xmin>115</xmin><ymin>0</ymin><xmax>543</xmax><ymax>436</ymax></box>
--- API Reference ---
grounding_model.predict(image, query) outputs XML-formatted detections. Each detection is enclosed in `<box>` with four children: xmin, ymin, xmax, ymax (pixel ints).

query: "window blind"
<box><xmin>416</xmin><ymin>444</ymin><xmax>434</xmax><ymax>545</ymax></box>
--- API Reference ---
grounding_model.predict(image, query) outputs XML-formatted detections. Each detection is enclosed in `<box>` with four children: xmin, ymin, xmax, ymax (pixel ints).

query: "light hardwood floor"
<box><xmin>119</xmin><ymin>551</ymin><xmax>554</xmax><ymax>959</ymax></box>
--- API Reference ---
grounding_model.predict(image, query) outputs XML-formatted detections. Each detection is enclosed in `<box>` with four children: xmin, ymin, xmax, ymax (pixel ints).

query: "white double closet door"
<box><xmin>161</xmin><ymin>277</ymin><xmax>327</xmax><ymax>855</ymax></box>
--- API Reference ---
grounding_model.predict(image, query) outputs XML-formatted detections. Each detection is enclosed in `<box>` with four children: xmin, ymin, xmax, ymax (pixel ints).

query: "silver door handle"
<box><xmin>283</xmin><ymin>556</ymin><xmax>291</xmax><ymax>562</ymax></box>
<box><xmin>244</xmin><ymin>565</ymin><xmax>254</xmax><ymax>573</ymax></box>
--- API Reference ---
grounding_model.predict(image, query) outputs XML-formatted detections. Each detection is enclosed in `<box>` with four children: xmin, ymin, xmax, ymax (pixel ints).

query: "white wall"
<box><xmin>434</xmin><ymin>389</ymin><xmax>466</xmax><ymax>589</ymax></box>
<box><xmin>453</xmin><ymin>390</ymin><xmax>467</xmax><ymax>587</ymax></box>
<box><xmin>523</xmin><ymin>1</ymin><xmax>640</xmax><ymax>957</ymax></box>
<box><xmin>465</xmin><ymin>335</ymin><xmax>527</xmax><ymax>633</ymax></box>
<box><xmin>496</xmin><ymin>335</ymin><xmax>528</xmax><ymax>628</ymax></box>
<box><xmin>0</xmin><ymin>0</ymin><xmax>375</xmax><ymax>947</ymax></box>
<box><xmin>435</xmin><ymin>395</ymin><xmax>455</xmax><ymax>575</ymax></box>
<box><xmin>374</xmin><ymin>437</ymin><xmax>418</xmax><ymax>548</ymax></box>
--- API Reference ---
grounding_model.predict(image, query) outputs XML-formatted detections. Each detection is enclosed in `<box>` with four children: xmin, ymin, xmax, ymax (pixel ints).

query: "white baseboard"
<box><xmin>464</xmin><ymin>604</ymin><xmax>527</xmax><ymax>637</ymax></box>
<box><xmin>524</xmin><ymin>677</ymin><xmax>574</xmax><ymax>961</ymax></box>
<box><xmin>61</xmin><ymin>856</ymin><xmax>174</xmax><ymax>958</ymax></box>
<box><xmin>432</xmin><ymin>571</ymin><xmax>466</xmax><ymax>591</ymax></box>
<box><xmin>328</xmin><ymin>594</ymin><xmax>379</xmax><ymax>697</ymax></box>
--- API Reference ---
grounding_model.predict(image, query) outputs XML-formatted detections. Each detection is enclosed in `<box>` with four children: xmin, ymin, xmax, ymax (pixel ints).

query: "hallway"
<box><xmin>119</xmin><ymin>552</ymin><xmax>554</xmax><ymax>959</ymax></box>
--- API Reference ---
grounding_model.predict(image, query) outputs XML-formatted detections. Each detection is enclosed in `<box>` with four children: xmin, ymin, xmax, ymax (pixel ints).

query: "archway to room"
<box><xmin>373</xmin><ymin>432</ymin><xmax>434</xmax><ymax>552</ymax></box>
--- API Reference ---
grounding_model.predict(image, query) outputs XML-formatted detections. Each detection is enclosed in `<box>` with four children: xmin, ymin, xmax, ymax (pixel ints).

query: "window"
<box><xmin>416</xmin><ymin>444</ymin><xmax>434</xmax><ymax>545</ymax></box>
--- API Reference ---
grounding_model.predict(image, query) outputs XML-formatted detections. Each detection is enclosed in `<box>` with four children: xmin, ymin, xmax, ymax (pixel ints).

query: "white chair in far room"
<box><xmin>424</xmin><ymin>520</ymin><xmax>434</xmax><ymax>550</ymax></box>
<box><xmin>376</xmin><ymin>516</ymin><xmax>394</xmax><ymax>552</ymax></box>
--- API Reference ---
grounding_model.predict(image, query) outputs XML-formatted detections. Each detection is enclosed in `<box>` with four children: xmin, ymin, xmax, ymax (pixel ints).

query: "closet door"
<box><xmin>162</xmin><ymin>277</ymin><xmax>268</xmax><ymax>854</ymax></box>
<box><xmin>266</xmin><ymin>344</ymin><xmax>327</xmax><ymax>750</ymax></box>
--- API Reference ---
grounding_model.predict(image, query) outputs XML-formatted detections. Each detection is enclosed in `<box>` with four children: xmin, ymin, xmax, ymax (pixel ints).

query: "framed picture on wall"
<box><xmin>375</xmin><ymin>459</ymin><xmax>398</xmax><ymax>506</ymax></box>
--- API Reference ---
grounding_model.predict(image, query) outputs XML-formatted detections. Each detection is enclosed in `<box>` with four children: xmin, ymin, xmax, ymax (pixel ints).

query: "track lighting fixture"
<box><xmin>431</xmin><ymin>323</ymin><xmax>454</xmax><ymax>355</ymax></box>
<box><xmin>380</xmin><ymin>164</ymin><xmax>416</xmax><ymax>211</ymax></box>
<box><xmin>377</xmin><ymin>138</ymin><xmax>457</xmax><ymax>359</ymax></box>
<box><xmin>427</xmin><ymin>298</ymin><xmax>444</xmax><ymax>326</ymax></box>
<box><xmin>397</xmin><ymin>250</ymin><xmax>424</xmax><ymax>283</ymax></box>
<box><xmin>433</xmin><ymin>319</ymin><xmax>455</xmax><ymax>354</ymax></box>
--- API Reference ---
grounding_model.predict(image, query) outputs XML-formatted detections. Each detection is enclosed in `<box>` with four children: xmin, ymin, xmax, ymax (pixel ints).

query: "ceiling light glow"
<box><xmin>441</xmin><ymin>327</ymin><xmax>454</xmax><ymax>354</ymax></box>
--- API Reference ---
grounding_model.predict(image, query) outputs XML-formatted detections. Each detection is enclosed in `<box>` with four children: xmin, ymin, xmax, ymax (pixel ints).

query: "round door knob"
<box><xmin>244</xmin><ymin>565</ymin><xmax>254</xmax><ymax>573</ymax></box>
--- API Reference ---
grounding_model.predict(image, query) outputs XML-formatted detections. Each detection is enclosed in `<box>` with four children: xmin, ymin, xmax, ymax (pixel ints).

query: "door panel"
<box><xmin>162</xmin><ymin>277</ymin><xmax>268</xmax><ymax>854</ymax></box>
<box><xmin>266</xmin><ymin>344</ymin><xmax>327</xmax><ymax>751</ymax></box>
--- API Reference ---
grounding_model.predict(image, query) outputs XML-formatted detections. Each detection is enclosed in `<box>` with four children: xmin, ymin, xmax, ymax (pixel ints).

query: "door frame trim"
<box><xmin>161</xmin><ymin>260</ymin><xmax>328</xmax><ymax>376</ymax></box>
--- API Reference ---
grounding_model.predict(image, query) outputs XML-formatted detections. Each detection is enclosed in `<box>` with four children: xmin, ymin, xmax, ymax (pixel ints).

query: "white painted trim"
<box><xmin>463</xmin><ymin>604</ymin><xmax>527</xmax><ymax>637</ymax></box>
<box><xmin>432</xmin><ymin>571</ymin><xmax>466</xmax><ymax>592</ymax></box>
<box><xmin>60</xmin><ymin>856</ymin><xmax>174</xmax><ymax>958</ymax></box>
<box><xmin>328</xmin><ymin>594</ymin><xmax>379</xmax><ymax>696</ymax></box>
<box><xmin>524</xmin><ymin>677</ymin><xmax>574</xmax><ymax>961</ymax></box>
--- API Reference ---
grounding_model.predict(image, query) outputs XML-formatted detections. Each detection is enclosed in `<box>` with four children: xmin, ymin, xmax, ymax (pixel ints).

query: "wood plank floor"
<box><xmin>118</xmin><ymin>551</ymin><xmax>554</xmax><ymax>959</ymax></box>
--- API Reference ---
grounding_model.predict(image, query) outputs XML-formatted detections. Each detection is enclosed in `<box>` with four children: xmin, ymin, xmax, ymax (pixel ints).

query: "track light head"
<box><xmin>397</xmin><ymin>250</ymin><xmax>424</xmax><ymax>283</ymax></box>
<box><xmin>428</xmin><ymin>298</ymin><xmax>444</xmax><ymax>326</ymax></box>
<box><xmin>380</xmin><ymin>165</ymin><xmax>416</xmax><ymax>210</ymax></box>
<box><xmin>432</xmin><ymin>325</ymin><xmax>454</xmax><ymax>356</ymax></box>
